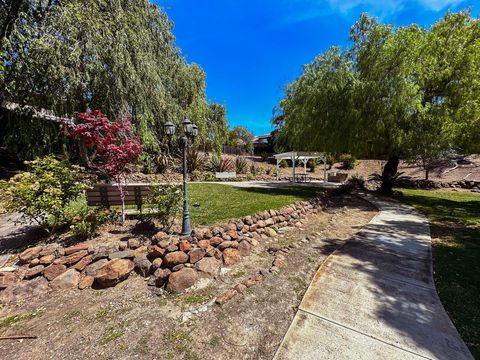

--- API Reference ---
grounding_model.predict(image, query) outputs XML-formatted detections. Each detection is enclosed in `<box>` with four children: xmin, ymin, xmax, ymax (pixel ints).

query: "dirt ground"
<box><xmin>0</xmin><ymin>195</ymin><xmax>377</xmax><ymax>360</ymax></box>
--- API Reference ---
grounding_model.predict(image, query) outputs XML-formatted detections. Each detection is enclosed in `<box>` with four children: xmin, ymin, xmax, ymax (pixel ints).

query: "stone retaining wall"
<box><xmin>396</xmin><ymin>178</ymin><xmax>480</xmax><ymax>192</ymax></box>
<box><xmin>0</xmin><ymin>194</ymin><xmax>328</xmax><ymax>303</ymax></box>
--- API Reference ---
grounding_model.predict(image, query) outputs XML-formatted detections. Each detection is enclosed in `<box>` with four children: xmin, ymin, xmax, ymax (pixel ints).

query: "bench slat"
<box><xmin>85</xmin><ymin>183</ymin><xmax>171</xmax><ymax>209</ymax></box>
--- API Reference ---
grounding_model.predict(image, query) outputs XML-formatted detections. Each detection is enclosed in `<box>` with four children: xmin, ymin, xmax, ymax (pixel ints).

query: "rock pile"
<box><xmin>0</xmin><ymin>198</ymin><xmax>325</xmax><ymax>303</ymax></box>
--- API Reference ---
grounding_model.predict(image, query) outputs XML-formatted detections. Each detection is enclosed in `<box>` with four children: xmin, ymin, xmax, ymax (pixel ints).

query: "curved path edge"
<box><xmin>273</xmin><ymin>193</ymin><xmax>473</xmax><ymax>360</ymax></box>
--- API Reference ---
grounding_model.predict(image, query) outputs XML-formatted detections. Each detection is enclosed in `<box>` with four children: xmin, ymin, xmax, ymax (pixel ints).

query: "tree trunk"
<box><xmin>117</xmin><ymin>176</ymin><xmax>126</xmax><ymax>224</ymax></box>
<box><xmin>425</xmin><ymin>169</ymin><xmax>429</xmax><ymax>180</ymax></box>
<box><xmin>379</xmin><ymin>155</ymin><xmax>399</xmax><ymax>194</ymax></box>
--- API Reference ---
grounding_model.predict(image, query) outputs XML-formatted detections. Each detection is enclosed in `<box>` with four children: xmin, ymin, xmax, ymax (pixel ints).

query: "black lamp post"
<box><xmin>164</xmin><ymin>118</ymin><xmax>198</xmax><ymax>236</ymax></box>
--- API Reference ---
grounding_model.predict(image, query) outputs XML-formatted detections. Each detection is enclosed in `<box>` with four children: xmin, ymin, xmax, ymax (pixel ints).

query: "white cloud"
<box><xmin>327</xmin><ymin>0</ymin><xmax>467</xmax><ymax>14</ymax></box>
<box><xmin>416</xmin><ymin>0</ymin><xmax>465</xmax><ymax>11</ymax></box>
<box><xmin>326</xmin><ymin>0</ymin><xmax>404</xmax><ymax>16</ymax></box>
<box><xmin>282</xmin><ymin>0</ymin><xmax>467</xmax><ymax>24</ymax></box>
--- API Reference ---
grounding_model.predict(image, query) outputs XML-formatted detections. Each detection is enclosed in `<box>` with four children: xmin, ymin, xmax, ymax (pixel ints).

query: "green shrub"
<box><xmin>250</xmin><ymin>163</ymin><xmax>257</xmax><ymax>175</ymax></box>
<box><xmin>156</xmin><ymin>153</ymin><xmax>171</xmax><ymax>174</ymax></box>
<box><xmin>190</xmin><ymin>170</ymin><xmax>203</xmax><ymax>181</ymax></box>
<box><xmin>235</xmin><ymin>157</ymin><xmax>249</xmax><ymax>174</ymax></box>
<box><xmin>70</xmin><ymin>207</ymin><xmax>110</xmax><ymax>239</ymax></box>
<box><xmin>339</xmin><ymin>154</ymin><xmax>357</xmax><ymax>169</ymax></box>
<box><xmin>145</xmin><ymin>184</ymin><xmax>182</xmax><ymax>231</ymax></box>
<box><xmin>279</xmin><ymin>159</ymin><xmax>288</xmax><ymax>168</ymax></box>
<box><xmin>347</xmin><ymin>174</ymin><xmax>365</xmax><ymax>189</ymax></box>
<box><xmin>245</xmin><ymin>172</ymin><xmax>255</xmax><ymax>181</ymax></box>
<box><xmin>205</xmin><ymin>174</ymin><xmax>217</xmax><ymax>182</ymax></box>
<box><xmin>0</xmin><ymin>156</ymin><xmax>85</xmax><ymax>233</ymax></box>
<box><xmin>320</xmin><ymin>154</ymin><xmax>336</xmax><ymax>169</ymax></box>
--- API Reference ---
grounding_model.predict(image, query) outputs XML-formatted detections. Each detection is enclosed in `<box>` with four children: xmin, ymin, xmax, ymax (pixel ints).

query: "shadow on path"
<box><xmin>274</xmin><ymin>194</ymin><xmax>473</xmax><ymax>360</ymax></box>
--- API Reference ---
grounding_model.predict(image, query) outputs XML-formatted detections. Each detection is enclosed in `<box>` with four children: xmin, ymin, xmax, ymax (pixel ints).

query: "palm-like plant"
<box><xmin>235</xmin><ymin>157</ymin><xmax>249</xmax><ymax>174</ymax></box>
<box><xmin>186</xmin><ymin>147</ymin><xmax>207</xmax><ymax>173</ymax></box>
<box><xmin>369</xmin><ymin>171</ymin><xmax>411</xmax><ymax>193</ymax></box>
<box><xmin>208</xmin><ymin>155</ymin><xmax>233</xmax><ymax>172</ymax></box>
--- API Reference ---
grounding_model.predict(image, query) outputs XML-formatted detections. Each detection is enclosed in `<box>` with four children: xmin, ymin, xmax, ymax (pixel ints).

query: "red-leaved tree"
<box><xmin>68</xmin><ymin>110</ymin><xmax>142</xmax><ymax>222</ymax></box>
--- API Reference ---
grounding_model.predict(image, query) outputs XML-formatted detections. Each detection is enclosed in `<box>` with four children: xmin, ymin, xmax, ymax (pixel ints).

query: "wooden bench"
<box><xmin>289</xmin><ymin>174</ymin><xmax>312</xmax><ymax>183</ymax></box>
<box><xmin>327</xmin><ymin>172</ymin><xmax>348</xmax><ymax>183</ymax></box>
<box><xmin>86</xmin><ymin>183</ymin><xmax>152</xmax><ymax>211</ymax></box>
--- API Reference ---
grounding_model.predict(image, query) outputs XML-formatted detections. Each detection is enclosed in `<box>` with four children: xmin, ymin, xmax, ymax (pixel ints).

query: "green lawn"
<box><xmin>188</xmin><ymin>184</ymin><xmax>322</xmax><ymax>226</ymax></box>
<box><xmin>396</xmin><ymin>189</ymin><xmax>480</xmax><ymax>358</ymax></box>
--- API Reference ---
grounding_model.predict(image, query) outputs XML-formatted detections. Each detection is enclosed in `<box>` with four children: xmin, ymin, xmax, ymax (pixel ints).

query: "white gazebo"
<box><xmin>274</xmin><ymin>151</ymin><xmax>327</xmax><ymax>182</ymax></box>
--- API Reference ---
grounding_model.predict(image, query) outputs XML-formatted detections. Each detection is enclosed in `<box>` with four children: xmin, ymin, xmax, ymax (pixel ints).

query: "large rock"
<box><xmin>153</xmin><ymin>268</ymin><xmax>171</xmax><ymax>287</ymax></box>
<box><xmin>0</xmin><ymin>276</ymin><xmax>49</xmax><ymax>304</ymax></box>
<box><xmin>29</xmin><ymin>258</ymin><xmax>40</xmax><ymax>267</ymax></box>
<box><xmin>198</xmin><ymin>240</ymin><xmax>210</xmax><ymax>249</ymax></box>
<box><xmin>238</xmin><ymin>240</ymin><xmax>251</xmax><ymax>256</ymax></box>
<box><xmin>95</xmin><ymin>259</ymin><xmax>134</xmax><ymax>287</ymax></box>
<box><xmin>222</xmin><ymin>248</ymin><xmax>241</xmax><ymax>266</ymax></box>
<box><xmin>152</xmin><ymin>231</ymin><xmax>169</xmax><ymax>243</ymax></box>
<box><xmin>157</xmin><ymin>239</ymin><xmax>171</xmax><ymax>249</ymax></box>
<box><xmin>147</xmin><ymin>245</ymin><xmax>165</xmax><ymax>258</ymax></box>
<box><xmin>265</xmin><ymin>228</ymin><xmax>277</xmax><ymax>237</ymax></box>
<box><xmin>218</xmin><ymin>241</ymin><xmax>239</xmax><ymax>251</ymax></box>
<box><xmin>179</xmin><ymin>240</ymin><xmax>192</xmax><ymax>252</ymax></box>
<box><xmin>78</xmin><ymin>275</ymin><xmax>94</xmax><ymax>290</ymax></box>
<box><xmin>127</xmin><ymin>238</ymin><xmax>141</xmax><ymax>249</ymax></box>
<box><xmin>50</xmin><ymin>269</ymin><xmax>80</xmax><ymax>290</ymax></box>
<box><xmin>18</xmin><ymin>246</ymin><xmax>43</xmax><ymax>264</ymax></box>
<box><xmin>84</xmin><ymin>259</ymin><xmax>109</xmax><ymax>277</ymax></box>
<box><xmin>225</xmin><ymin>229</ymin><xmax>238</xmax><ymax>240</ymax></box>
<box><xmin>39</xmin><ymin>246</ymin><xmax>58</xmax><ymax>257</ymax></box>
<box><xmin>151</xmin><ymin>258</ymin><xmax>163</xmax><ymax>269</ymax></box>
<box><xmin>195</xmin><ymin>257</ymin><xmax>221</xmax><ymax>277</ymax></box>
<box><xmin>55</xmin><ymin>250</ymin><xmax>88</xmax><ymax>266</ymax></box>
<box><xmin>133</xmin><ymin>255</ymin><xmax>152</xmax><ymax>277</ymax></box>
<box><xmin>92</xmin><ymin>246</ymin><xmax>111</xmax><ymax>261</ymax></box>
<box><xmin>193</xmin><ymin>228</ymin><xmax>206</xmax><ymax>240</ymax></box>
<box><xmin>39</xmin><ymin>254</ymin><xmax>55</xmax><ymax>265</ymax></box>
<box><xmin>43</xmin><ymin>264</ymin><xmax>67</xmax><ymax>281</ymax></box>
<box><xmin>188</xmin><ymin>248</ymin><xmax>205</xmax><ymax>264</ymax></box>
<box><xmin>24</xmin><ymin>265</ymin><xmax>45</xmax><ymax>279</ymax></box>
<box><xmin>163</xmin><ymin>251</ymin><xmax>188</xmax><ymax>267</ymax></box>
<box><xmin>0</xmin><ymin>273</ymin><xmax>17</xmax><ymax>289</ymax></box>
<box><xmin>108</xmin><ymin>250</ymin><xmax>135</xmax><ymax>260</ymax></box>
<box><xmin>203</xmin><ymin>229</ymin><xmax>213</xmax><ymax>239</ymax></box>
<box><xmin>209</xmin><ymin>237</ymin><xmax>223</xmax><ymax>247</ymax></box>
<box><xmin>243</xmin><ymin>216</ymin><xmax>253</xmax><ymax>226</ymax></box>
<box><xmin>166</xmin><ymin>268</ymin><xmax>198</xmax><ymax>292</ymax></box>
<box><xmin>73</xmin><ymin>255</ymin><xmax>93</xmax><ymax>271</ymax></box>
<box><xmin>64</xmin><ymin>243</ymin><xmax>89</xmax><ymax>255</ymax></box>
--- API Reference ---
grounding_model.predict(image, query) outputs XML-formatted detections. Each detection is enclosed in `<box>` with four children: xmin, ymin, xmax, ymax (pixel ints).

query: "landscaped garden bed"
<box><xmin>0</xmin><ymin>193</ymin><xmax>377</xmax><ymax>359</ymax></box>
<box><xmin>0</xmin><ymin>184</ymin><xmax>323</xmax><ymax>304</ymax></box>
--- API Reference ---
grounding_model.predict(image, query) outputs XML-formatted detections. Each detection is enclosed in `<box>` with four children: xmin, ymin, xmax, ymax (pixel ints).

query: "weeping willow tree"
<box><xmin>280</xmin><ymin>11</ymin><xmax>480</xmax><ymax>193</ymax></box>
<box><xmin>1</xmin><ymin>0</ymin><xmax>225</xmax><ymax>164</ymax></box>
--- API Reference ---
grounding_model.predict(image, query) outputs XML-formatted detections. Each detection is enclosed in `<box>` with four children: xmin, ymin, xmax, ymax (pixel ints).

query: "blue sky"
<box><xmin>157</xmin><ymin>0</ymin><xmax>480</xmax><ymax>135</ymax></box>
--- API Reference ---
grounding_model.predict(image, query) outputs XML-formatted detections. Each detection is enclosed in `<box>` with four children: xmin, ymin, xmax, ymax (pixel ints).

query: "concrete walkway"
<box><xmin>274</xmin><ymin>194</ymin><xmax>473</xmax><ymax>360</ymax></box>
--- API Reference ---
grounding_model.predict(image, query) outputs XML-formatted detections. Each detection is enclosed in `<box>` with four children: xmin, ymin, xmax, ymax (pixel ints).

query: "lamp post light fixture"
<box><xmin>164</xmin><ymin>118</ymin><xmax>198</xmax><ymax>236</ymax></box>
